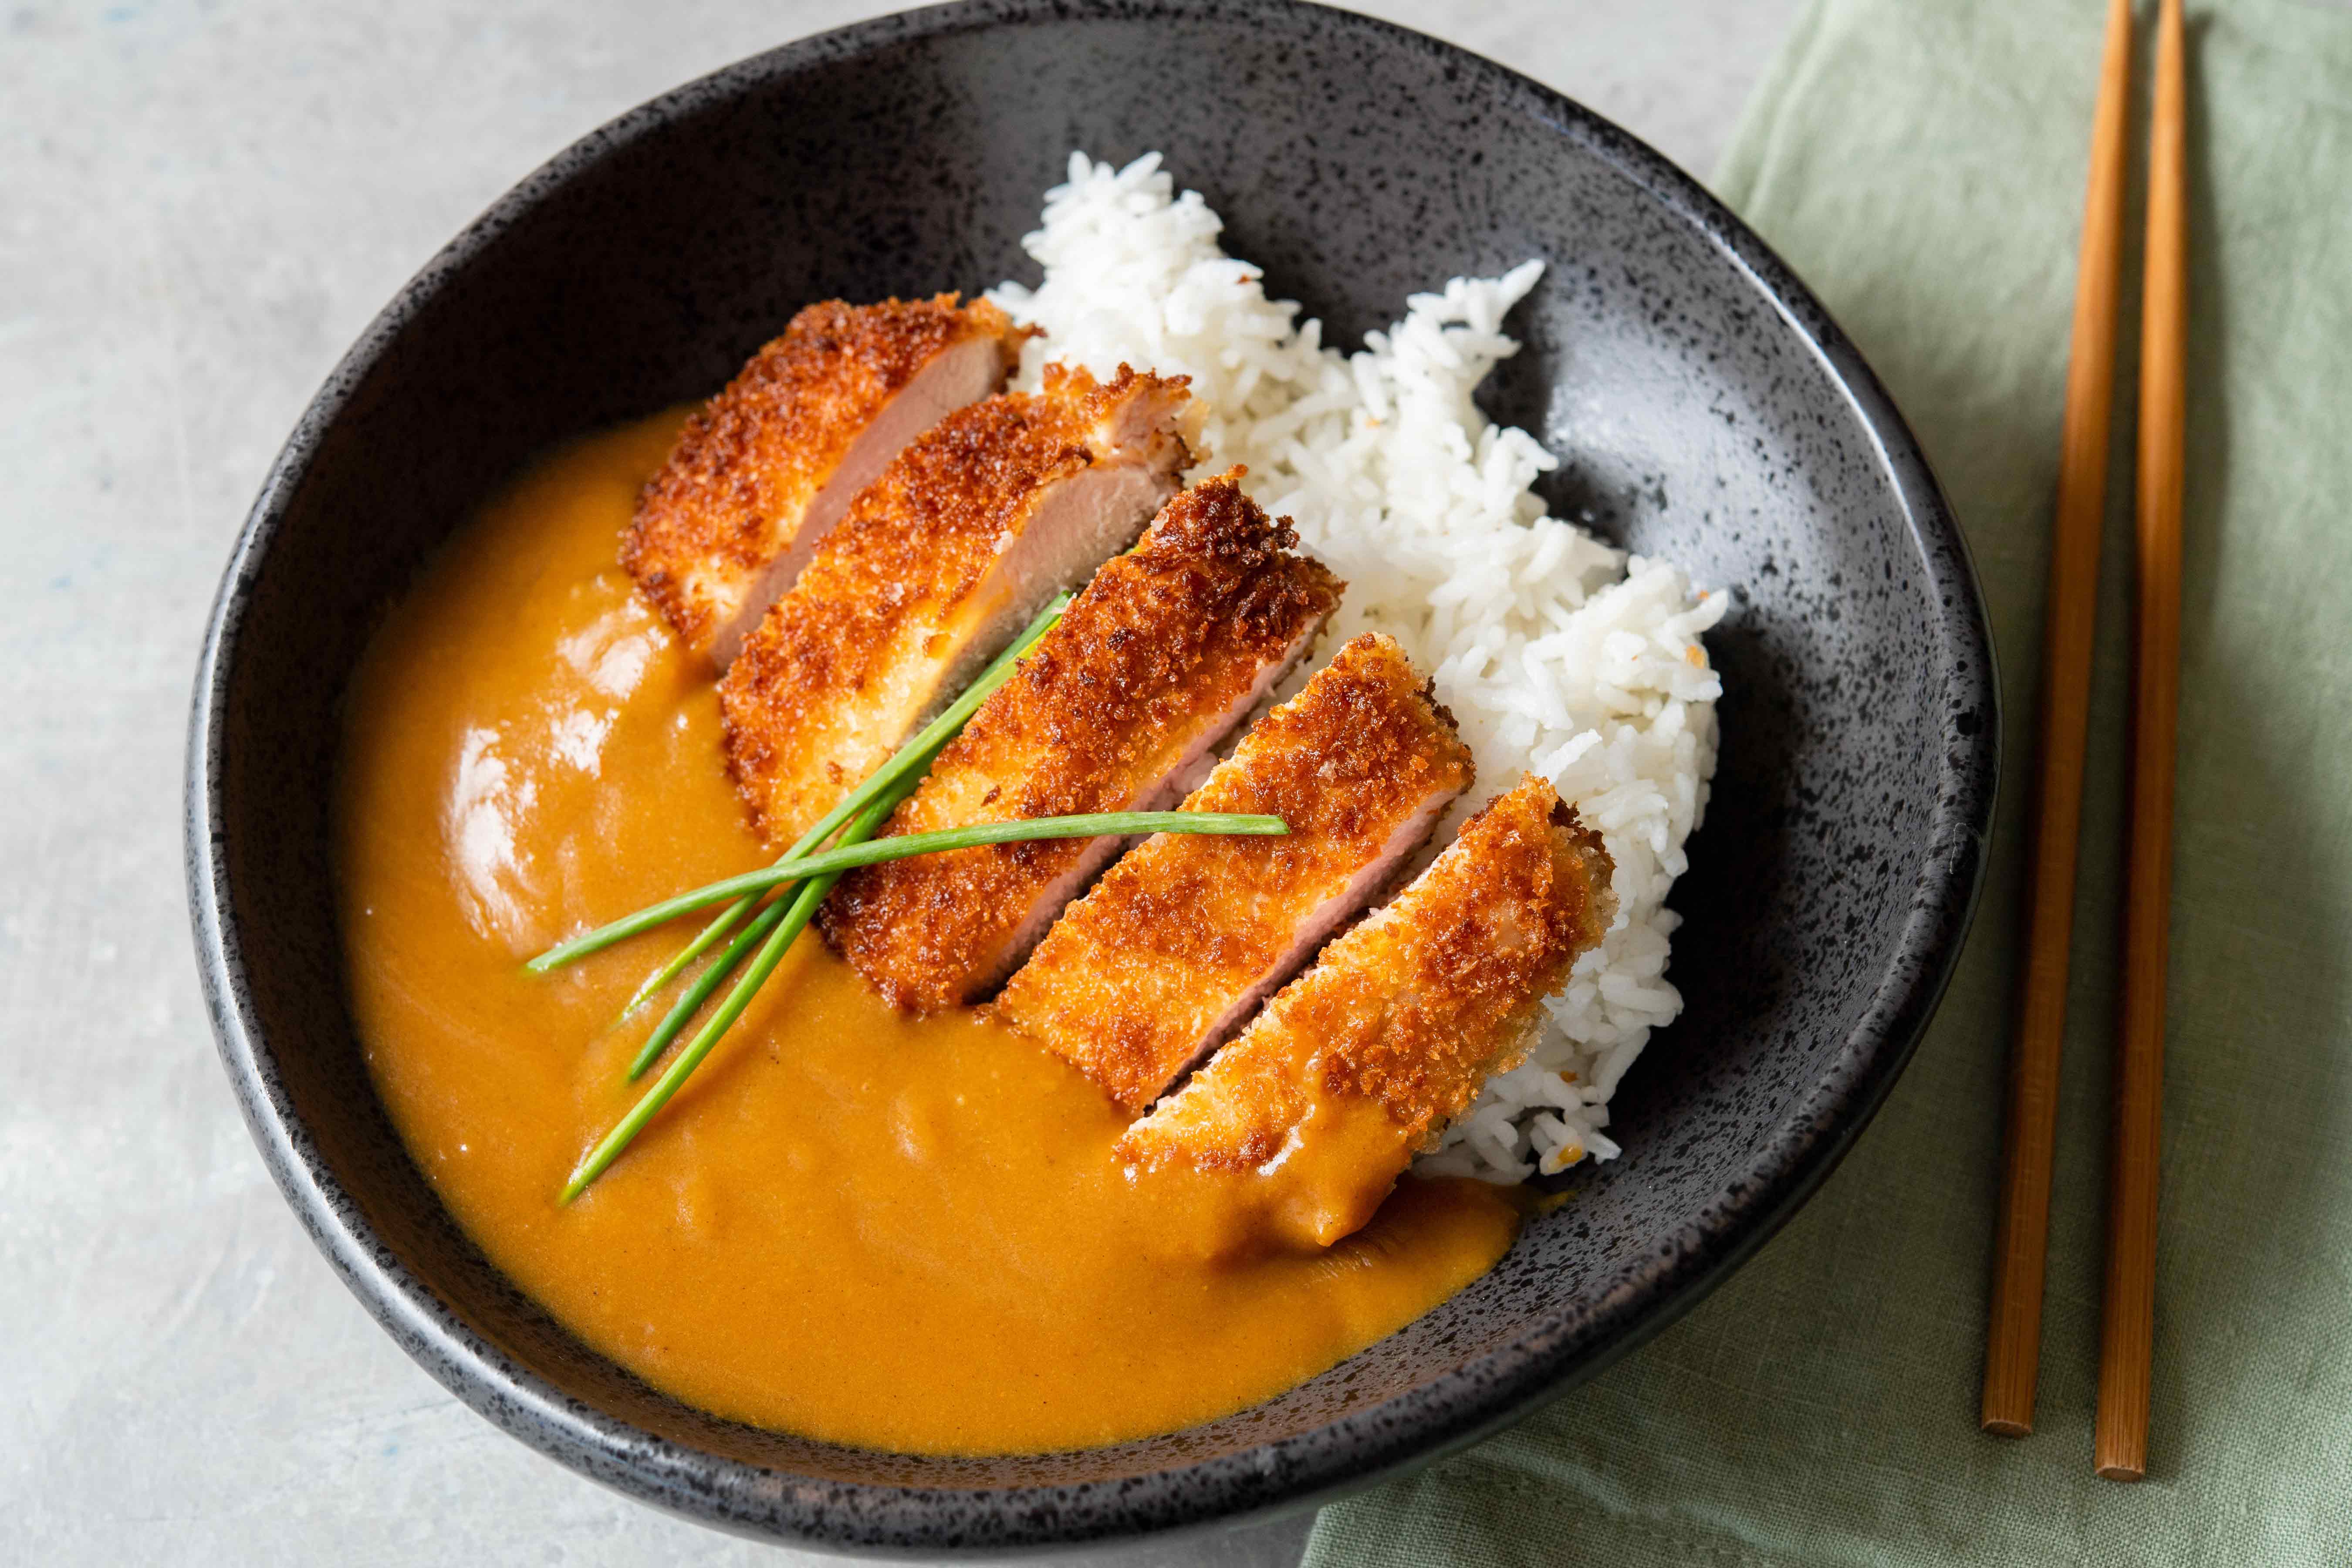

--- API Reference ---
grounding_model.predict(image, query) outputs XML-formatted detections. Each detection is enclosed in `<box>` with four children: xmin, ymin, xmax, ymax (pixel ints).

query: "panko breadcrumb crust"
<box><xmin>719</xmin><ymin>363</ymin><xmax>1192</xmax><ymax>845</ymax></box>
<box><xmin>621</xmin><ymin>294</ymin><xmax>1024</xmax><ymax>658</ymax></box>
<box><xmin>820</xmin><ymin>472</ymin><xmax>1341</xmax><ymax>1011</ymax></box>
<box><xmin>1119</xmin><ymin>774</ymin><xmax>1615</xmax><ymax>1177</ymax></box>
<box><xmin>995</xmin><ymin>632</ymin><xmax>1473</xmax><ymax>1113</ymax></box>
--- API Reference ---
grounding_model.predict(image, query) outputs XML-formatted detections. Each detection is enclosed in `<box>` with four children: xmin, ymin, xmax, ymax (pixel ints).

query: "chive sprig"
<box><xmin>531</xmin><ymin>811</ymin><xmax>1283</xmax><ymax>976</ymax></box>
<box><xmin>559</xmin><ymin>788</ymin><xmax>899</xmax><ymax>1202</ymax></box>
<box><xmin>604</xmin><ymin>593</ymin><xmax>1077</xmax><ymax>1022</ymax></box>
<box><xmin>535</xmin><ymin>590</ymin><xmax>1288</xmax><ymax>1202</ymax></box>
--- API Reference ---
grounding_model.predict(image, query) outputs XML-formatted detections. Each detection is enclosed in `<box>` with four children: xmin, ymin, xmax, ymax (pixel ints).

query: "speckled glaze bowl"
<box><xmin>187</xmin><ymin>0</ymin><xmax>1995</xmax><ymax>1554</ymax></box>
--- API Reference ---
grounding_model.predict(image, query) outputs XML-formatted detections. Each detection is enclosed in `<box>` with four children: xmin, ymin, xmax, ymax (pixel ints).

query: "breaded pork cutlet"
<box><xmin>995</xmin><ymin>633</ymin><xmax>1473</xmax><ymax>1114</ymax></box>
<box><xmin>1119</xmin><ymin>775</ymin><xmax>1615</xmax><ymax>1250</ymax></box>
<box><xmin>622</xmin><ymin>295</ymin><xmax>1028</xmax><ymax>668</ymax></box>
<box><xmin>721</xmin><ymin>364</ymin><xmax>1196</xmax><ymax>847</ymax></box>
<box><xmin>817</xmin><ymin>473</ymin><xmax>1342</xmax><ymax>1011</ymax></box>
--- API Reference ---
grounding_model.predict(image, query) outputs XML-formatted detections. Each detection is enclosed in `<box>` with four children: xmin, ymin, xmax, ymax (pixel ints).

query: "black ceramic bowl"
<box><xmin>188</xmin><ymin>0</ymin><xmax>1995</xmax><ymax>1554</ymax></box>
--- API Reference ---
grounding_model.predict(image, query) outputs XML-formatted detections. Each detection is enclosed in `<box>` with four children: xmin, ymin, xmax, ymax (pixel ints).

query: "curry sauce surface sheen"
<box><xmin>337</xmin><ymin>414</ymin><xmax>1518</xmax><ymax>1456</ymax></box>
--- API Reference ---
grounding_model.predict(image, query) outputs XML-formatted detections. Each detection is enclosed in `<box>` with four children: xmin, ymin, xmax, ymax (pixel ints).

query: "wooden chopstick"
<box><xmin>1980</xmin><ymin>0</ymin><xmax>2135</xmax><ymax>1441</ymax></box>
<box><xmin>2097</xmin><ymin>0</ymin><xmax>2189</xmax><ymax>1485</ymax></box>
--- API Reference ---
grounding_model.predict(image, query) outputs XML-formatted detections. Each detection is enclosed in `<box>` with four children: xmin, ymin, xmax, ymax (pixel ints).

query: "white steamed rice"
<box><xmin>988</xmin><ymin>153</ymin><xmax>1727</xmax><ymax>1182</ymax></box>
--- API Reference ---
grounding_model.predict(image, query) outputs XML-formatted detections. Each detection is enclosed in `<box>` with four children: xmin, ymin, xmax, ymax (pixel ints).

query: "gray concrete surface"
<box><xmin>0</xmin><ymin>1</ymin><xmax>1796</xmax><ymax>1561</ymax></box>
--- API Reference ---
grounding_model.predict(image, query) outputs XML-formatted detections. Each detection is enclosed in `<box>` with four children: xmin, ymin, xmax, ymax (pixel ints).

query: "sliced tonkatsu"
<box><xmin>1119</xmin><ymin>775</ymin><xmax>1615</xmax><ymax>1249</ymax></box>
<box><xmin>623</xmin><ymin>295</ymin><xmax>1029</xmax><ymax>668</ymax></box>
<box><xmin>994</xmin><ymin>632</ymin><xmax>1473</xmax><ymax>1114</ymax></box>
<box><xmin>820</xmin><ymin>473</ymin><xmax>1342</xmax><ymax>1011</ymax></box>
<box><xmin>722</xmin><ymin>363</ymin><xmax>1197</xmax><ymax>847</ymax></box>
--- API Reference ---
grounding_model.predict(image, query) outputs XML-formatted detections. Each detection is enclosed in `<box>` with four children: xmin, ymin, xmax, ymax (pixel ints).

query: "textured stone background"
<box><xmin>0</xmin><ymin>2</ymin><xmax>1793</xmax><ymax>1561</ymax></box>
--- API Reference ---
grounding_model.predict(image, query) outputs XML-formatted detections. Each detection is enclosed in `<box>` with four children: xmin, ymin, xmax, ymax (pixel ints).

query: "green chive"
<box><xmin>619</xmin><ymin>743</ymin><xmax>949</xmax><ymax>1083</ymax></box>
<box><xmin>529</xmin><ymin>812</ymin><xmax>1286</xmax><ymax>975</ymax></box>
<box><xmin>559</xmin><ymin>790</ymin><xmax>896</xmax><ymax>1203</ymax></box>
<box><xmin>558</xmin><ymin>800</ymin><xmax>1284</xmax><ymax>1196</ymax></box>
<box><xmin>551</xmin><ymin>586</ymin><xmax>1293</xmax><ymax>1202</ymax></box>
<box><xmin>591</xmin><ymin>593</ymin><xmax>1076</xmax><ymax>1012</ymax></box>
<box><xmin>621</xmin><ymin>897</ymin><xmax>783</xmax><ymax>1081</ymax></box>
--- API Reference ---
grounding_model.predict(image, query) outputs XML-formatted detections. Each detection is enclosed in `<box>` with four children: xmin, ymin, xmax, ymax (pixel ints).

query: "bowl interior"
<box><xmin>193</xmin><ymin>0</ymin><xmax>1991</xmax><ymax>1550</ymax></box>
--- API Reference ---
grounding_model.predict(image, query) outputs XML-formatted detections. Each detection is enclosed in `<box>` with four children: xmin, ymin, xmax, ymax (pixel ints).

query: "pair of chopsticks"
<box><xmin>1981</xmin><ymin>0</ymin><xmax>2188</xmax><ymax>1482</ymax></box>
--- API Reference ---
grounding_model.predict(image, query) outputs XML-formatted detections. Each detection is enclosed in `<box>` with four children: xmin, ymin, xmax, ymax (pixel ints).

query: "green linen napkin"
<box><xmin>1305</xmin><ymin>1</ymin><xmax>2352</xmax><ymax>1562</ymax></box>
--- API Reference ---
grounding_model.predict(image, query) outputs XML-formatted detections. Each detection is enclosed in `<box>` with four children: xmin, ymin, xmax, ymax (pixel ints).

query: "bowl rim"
<box><xmin>186</xmin><ymin>0</ymin><xmax>1998</xmax><ymax>1552</ymax></box>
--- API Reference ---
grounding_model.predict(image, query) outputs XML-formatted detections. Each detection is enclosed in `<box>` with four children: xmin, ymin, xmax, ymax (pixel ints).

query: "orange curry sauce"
<box><xmin>336</xmin><ymin>413</ymin><xmax>1518</xmax><ymax>1455</ymax></box>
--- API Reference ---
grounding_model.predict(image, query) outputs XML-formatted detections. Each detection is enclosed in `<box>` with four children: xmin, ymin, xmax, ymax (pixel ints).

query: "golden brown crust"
<box><xmin>819</xmin><ymin>473</ymin><xmax>1342</xmax><ymax>1011</ymax></box>
<box><xmin>1117</xmin><ymin>774</ymin><xmax>1616</xmax><ymax>1195</ymax></box>
<box><xmin>995</xmin><ymin>632</ymin><xmax>1473</xmax><ymax>1113</ymax></box>
<box><xmin>621</xmin><ymin>295</ymin><xmax>1024</xmax><ymax>656</ymax></box>
<box><xmin>719</xmin><ymin>364</ymin><xmax>1193</xmax><ymax>845</ymax></box>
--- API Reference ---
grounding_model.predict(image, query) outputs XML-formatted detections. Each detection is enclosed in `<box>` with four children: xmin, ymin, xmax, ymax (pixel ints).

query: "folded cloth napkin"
<box><xmin>1306</xmin><ymin>1</ymin><xmax>2352</xmax><ymax>1562</ymax></box>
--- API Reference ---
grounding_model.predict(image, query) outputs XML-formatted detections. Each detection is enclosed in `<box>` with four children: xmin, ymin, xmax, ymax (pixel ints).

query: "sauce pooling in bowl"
<box><xmin>336</xmin><ymin>414</ymin><xmax>1517</xmax><ymax>1455</ymax></box>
